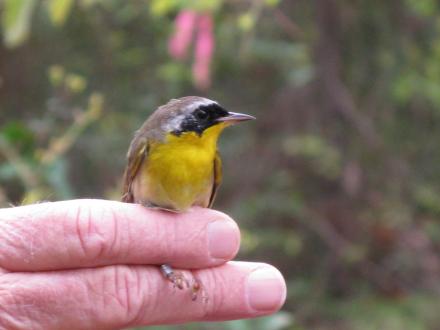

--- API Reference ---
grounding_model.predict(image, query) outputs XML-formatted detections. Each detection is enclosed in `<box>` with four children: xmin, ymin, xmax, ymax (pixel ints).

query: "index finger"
<box><xmin>0</xmin><ymin>199</ymin><xmax>240</xmax><ymax>272</ymax></box>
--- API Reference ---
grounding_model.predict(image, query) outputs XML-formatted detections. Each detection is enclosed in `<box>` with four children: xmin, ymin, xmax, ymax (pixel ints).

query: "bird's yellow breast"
<box><xmin>133</xmin><ymin>123</ymin><xmax>226</xmax><ymax>211</ymax></box>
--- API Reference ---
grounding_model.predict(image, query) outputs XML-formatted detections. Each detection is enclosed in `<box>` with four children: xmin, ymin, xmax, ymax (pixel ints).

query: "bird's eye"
<box><xmin>195</xmin><ymin>109</ymin><xmax>208</xmax><ymax>120</ymax></box>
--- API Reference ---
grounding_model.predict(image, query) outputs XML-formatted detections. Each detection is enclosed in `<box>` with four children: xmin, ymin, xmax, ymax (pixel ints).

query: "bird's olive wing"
<box><xmin>122</xmin><ymin>136</ymin><xmax>149</xmax><ymax>203</ymax></box>
<box><xmin>208</xmin><ymin>151</ymin><xmax>222</xmax><ymax>208</ymax></box>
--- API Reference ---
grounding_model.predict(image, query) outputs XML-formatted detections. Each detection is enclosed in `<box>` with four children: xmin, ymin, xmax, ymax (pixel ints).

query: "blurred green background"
<box><xmin>2</xmin><ymin>0</ymin><xmax>440</xmax><ymax>329</ymax></box>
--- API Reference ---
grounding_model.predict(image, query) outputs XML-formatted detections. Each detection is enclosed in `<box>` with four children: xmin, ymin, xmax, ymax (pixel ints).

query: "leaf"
<box><xmin>48</xmin><ymin>65</ymin><xmax>65</xmax><ymax>86</ymax></box>
<box><xmin>149</xmin><ymin>0</ymin><xmax>222</xmax><ymax>15</ymax></box>
<box><xmin>264</xmin><ymin>0</ymin><xmax>281</xmax><ymax>6</ymax></box>
<box><xmin>149</xmin><ymin>0</ymin><xmax>178</xmax><ymax>17</ymax></box>
<box><xmin>2</xmin><ymin>0</ymin><xmax>37</xmax><ymax>48</ymax></box>
<box><xmin>47</xmin><ymin>0</ymin><xmax>74</xmax><ymax>26</ymax></box>
<box><xmin>405</xmin><ymin>0</ymin><xmax>437</xmax><ymax>16</ymax></box>
<box><xmin>1</xmin><ymin>121</ymin><xmax>35</xmax><ymax>154</ymax></box>
<box><xmin>65</xmin><ymin>73</ymin><xmax>87</xmax><ymax>93</ymax></box>
<box><xmin>182</xmin><ymin>0</ymin><xmax>222</xmax><ymax>12</ymax></box>
<box><xmin>238</xmin><ymin>12</ymin><xmax>255</xmax><ymax>32</ymax></box>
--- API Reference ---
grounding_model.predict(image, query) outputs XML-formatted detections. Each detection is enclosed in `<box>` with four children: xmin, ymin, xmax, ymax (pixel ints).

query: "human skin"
<box><xmin>0</xmin><ymin>199</ymin><xmax>286</xmax><ymax>330</ymax></box>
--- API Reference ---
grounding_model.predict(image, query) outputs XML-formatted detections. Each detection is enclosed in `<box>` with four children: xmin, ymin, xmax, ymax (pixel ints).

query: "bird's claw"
<box><xmin>160</xmin><ymin>264</ymin><xmax>208</xmax><ymax>301</ymax></box>
<box><xmin>190</xmin><ymin>278</ymin><xmax>208</xmax><ymax>302</ymax></box>
<box><xmin>169</xmin><ymin>271</ymin><xmax>189</xmax><ymax>290</ymax></box>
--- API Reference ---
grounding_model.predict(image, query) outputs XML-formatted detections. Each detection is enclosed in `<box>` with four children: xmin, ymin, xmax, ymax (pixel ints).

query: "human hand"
<box><xmin>0</xmin><ymin>199</ymin><xmax>286</xmax><ymax>329</ymax></box>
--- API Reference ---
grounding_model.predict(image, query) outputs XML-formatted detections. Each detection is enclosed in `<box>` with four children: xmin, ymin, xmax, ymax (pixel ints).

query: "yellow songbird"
<box><xmin>121</xmin><ymin>96</ymin><xmax>254</xmax><ymax>295</ymax></box>
<box><xmin>122</xmin><ymin>96</ymin><xmax>254</xmax><ymax>211</ymax></box>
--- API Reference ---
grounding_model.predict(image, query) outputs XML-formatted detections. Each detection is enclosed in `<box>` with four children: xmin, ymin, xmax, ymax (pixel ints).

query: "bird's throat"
<box><xmin>165</xmin><ymin>122</ymin><xmax>227</xmax><ymax>148</ymax></box>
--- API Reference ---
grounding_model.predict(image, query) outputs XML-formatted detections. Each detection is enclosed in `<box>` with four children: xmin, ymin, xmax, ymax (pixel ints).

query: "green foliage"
<box><xmin>47</xmin><ymin>0</ymin><xmax>74</xmax><ymax>26</ymax></box>
<box><xmin>148</xmin><ymin>0</ymin><xmax>222</xmax><ymax>17</ymax></box>
<box><xmin>1</xmin><ymin>121</ymin><xmax>35</xmax><ymax>155</ymax></box>
<box><xmin>0</xmin><ymin>66</ymin><xmax>103</xmax><ymax>204</ymax></box>
<box><xmin>2</xmin><ymin>0</ymin><xmax>36</xmax><ymax>47</ymax></box>
<box><xmin>415</xmin><ymin>185</ymin><xmax>440</xmax><ymax>216</ymax></box>
<box><xmin>405</xmin><ymin>0</ymin><xmax>438</xmax><ymax>17</ymax></box>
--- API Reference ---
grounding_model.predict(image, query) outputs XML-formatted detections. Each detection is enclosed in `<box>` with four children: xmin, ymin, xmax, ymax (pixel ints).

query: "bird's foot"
<box><xmin>190</xmin><ymin>277</ymin><xmax>208</xmax><ymax>302</ymax></box>
<box><xmin>160</xmin><ymin>264</ymin><xmax>208</xmax><ymax>301</ymax></box>
<box><xmin>160</xmin><ymin>264</ymin><xmax>189</xmax><ymax>290</ymax></box>
<box><xmin>170</xmin><ymin>271</ymin><xmax>190</xmax><ymax>290</ymax></box>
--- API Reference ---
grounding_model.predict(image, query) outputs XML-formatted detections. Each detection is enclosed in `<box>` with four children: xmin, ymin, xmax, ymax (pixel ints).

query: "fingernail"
<box><xmin>246</xmin><ymin>267</ymin><xmax>286</xmax><ymax>312</ymax></box>
<box><xmin>208</xmin><ymin>220</ymin><xmax>239</xmax><ymax>260</ymax></box>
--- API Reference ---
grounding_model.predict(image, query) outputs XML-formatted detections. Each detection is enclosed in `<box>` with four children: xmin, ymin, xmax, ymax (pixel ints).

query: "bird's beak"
<box><xmin>217</xmin><ymin>112</ymin><xmax>256</xmax><ymax>125</ymax></box>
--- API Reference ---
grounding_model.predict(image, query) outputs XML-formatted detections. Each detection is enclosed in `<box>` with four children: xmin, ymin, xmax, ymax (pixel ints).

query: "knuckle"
<box><xmin>70</xmin><ymin>202</ymin><xmax>123</xmax><ymax>262</ymax></box>
<box><xmin>96</xmin><ymin>266</ymin><xmax>153</xmax><ymax>326</ymax></box>
<box><xmin>72</xmin><ymin>205</ymin><xmax>106</xmax><ymax>260</ymax></box>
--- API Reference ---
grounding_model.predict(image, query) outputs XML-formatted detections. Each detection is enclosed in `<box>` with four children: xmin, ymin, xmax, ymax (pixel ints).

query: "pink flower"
<box><xmin>168</xmin><ymin>11</ymin><xmax>215</xmax><ymax>90</ymax></box>
<box><xmin>168</xmin><ymin>10</ymin><xmax>197</xmax><ymax>60</ymax></box>
<box><xmin>193</xmin><ymin>14</ymin><xmax>214</xmax><ymax>90</ymax></box>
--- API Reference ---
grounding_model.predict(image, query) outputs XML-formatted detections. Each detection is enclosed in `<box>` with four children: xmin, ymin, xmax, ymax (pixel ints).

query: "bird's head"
<box><xmin>153</xmin><ymin>96</ymin><xmax>255</xmax><ymax>137</ymax></box>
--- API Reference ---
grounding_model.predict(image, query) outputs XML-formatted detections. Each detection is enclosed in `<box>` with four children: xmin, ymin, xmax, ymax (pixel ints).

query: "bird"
<box><xmin>121</xmin><ymin>96</ymin><xmax>255</xmax><ymax>297</ymax></box>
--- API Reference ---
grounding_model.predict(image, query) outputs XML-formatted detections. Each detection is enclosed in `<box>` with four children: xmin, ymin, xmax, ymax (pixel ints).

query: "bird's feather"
<box><xmin>122</xmin><ymin>136</ymin><xmax>149</xmax><ymax>202</ymax></box>
<box><xmin>208</xmin><ymin>152</ymin><xmax>222</xmax><ymax>208</ymax></box>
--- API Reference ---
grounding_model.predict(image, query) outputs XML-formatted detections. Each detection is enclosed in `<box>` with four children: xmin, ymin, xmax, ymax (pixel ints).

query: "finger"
<box><xmin>0</xmin><ymin>199</ymin><xmax>240</xmax><ymax>271</ymax></box>
<box><xmin>0</xmin><ymin>262</ymin><xmax>286</xmax><ymax>329</ymax></box>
